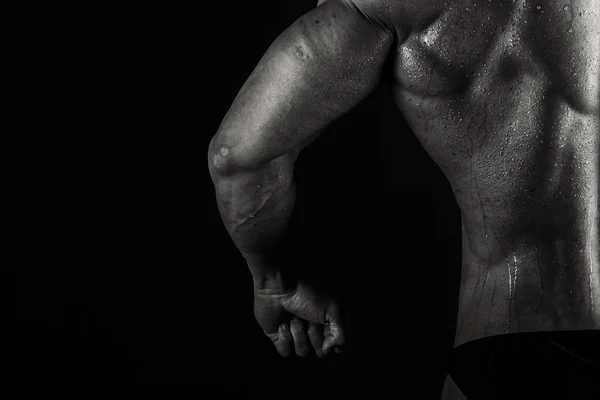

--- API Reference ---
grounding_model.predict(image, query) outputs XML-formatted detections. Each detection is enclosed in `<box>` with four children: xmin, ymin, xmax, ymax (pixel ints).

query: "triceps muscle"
<box><xmin>213</xmin><ymin>0</ymin><xmax>395</xmax><ymax>169</ymax></box>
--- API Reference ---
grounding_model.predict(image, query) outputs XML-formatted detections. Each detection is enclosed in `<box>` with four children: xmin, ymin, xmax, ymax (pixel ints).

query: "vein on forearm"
<box><xmin>213</xmin><ymin>155</ymin><xmax>295</xmax><ymax>254</ymax></box>
<box><xmin>227</xmin><ymin>184</ymin><xmax>278</xmax><ymax>231</ymax></box>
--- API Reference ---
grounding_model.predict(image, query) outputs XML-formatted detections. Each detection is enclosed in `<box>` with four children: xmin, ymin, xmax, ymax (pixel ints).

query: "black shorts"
<box><xmin>448</xmin><ymin>330</ymin><xmax>600</xmax><ymax>399</ymax></box>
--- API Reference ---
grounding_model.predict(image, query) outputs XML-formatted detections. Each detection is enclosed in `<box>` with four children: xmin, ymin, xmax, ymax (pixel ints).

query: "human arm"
<box><xmin>207</xmin><ymin>0</ymin><xmax>395</xmax><ymax>356</ymax></box>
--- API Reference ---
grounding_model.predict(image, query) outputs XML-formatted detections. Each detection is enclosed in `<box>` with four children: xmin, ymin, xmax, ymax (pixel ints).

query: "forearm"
<box><xmin>209</xmin><ymin>151</ymin><xmax>297</xmax><ymax>289</ymax></box>
<box><xmin>207</xmin><ymin>1</ymin><xmax>394</xmax><ymax>287</ymax></box>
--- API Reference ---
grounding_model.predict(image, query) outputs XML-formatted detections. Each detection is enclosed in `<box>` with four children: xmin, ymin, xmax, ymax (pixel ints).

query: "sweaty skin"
<box><xmin>208</xmin><ymin>0</ymin><xmax>599</xmax><ymax>387</ymax></box>
<box><xmin>388</xmin><ymin>0</ymin><xmax>599</xmax><ymax>345</ymax></box>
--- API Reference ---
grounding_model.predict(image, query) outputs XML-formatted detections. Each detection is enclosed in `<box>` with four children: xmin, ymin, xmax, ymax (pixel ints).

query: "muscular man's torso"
<box><xmin>370</xmin><ymin>0</ymin><xmax>599</xmax><ymax>346</ymax></box>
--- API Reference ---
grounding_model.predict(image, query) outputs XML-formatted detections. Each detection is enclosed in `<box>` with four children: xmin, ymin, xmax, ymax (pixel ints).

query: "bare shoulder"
<box><xmin>316</xmin><ymin>0</ymin><xmax>400</xmax><ymax>15</ymax></box>
<box><xmin>317</xmin><ymin>0</ymin><xmax>428</xmax><ymax>39</ymax></box>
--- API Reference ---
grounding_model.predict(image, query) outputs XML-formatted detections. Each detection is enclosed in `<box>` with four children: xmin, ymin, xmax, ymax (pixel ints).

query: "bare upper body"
<box><xmin>208</xmin><ymin>0</ymin><xmax>599</xmax><ymax>376</ymax></box>
<box><xmin>386</xmin><ymin>0</ymin><xmax>600</xmax><ymax>346</ymax></box>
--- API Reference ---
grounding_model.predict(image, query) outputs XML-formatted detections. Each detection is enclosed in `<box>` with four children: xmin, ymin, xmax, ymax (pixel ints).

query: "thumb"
<box><xmin>322</xmin><ymin>305</ymin><xmax>346</xmax><ymax>354</ymax></box>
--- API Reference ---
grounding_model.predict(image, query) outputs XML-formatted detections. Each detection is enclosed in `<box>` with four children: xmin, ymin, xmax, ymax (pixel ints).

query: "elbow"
<box><xmin>208</xmin><ymin>134</ymin><xmax>299</xmax><ymax>177</ymax></box>
<box><xmin>207</xmin><ymin>135</ymin><xmax>261</xmax><ymax>177</ymax></box>
<box><xmin>207</xmin><ymin>137</ymin><xmax>238</xmax><ymax>177</ymax></box>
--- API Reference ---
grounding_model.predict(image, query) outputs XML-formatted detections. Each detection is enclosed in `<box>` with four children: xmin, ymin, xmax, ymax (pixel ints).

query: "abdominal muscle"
<box><xmin>399</xmin><ymin>77</ymin><xmax>600</xmax><ymax>347</ymax></box>
<box><xmin>401</xmin><ymin>84</ymin><xmax>600</xmax><ymax>347</ymax></box>
<box><xmin>451</xmin><ymin>103</ymin><xmax>599</xmax><ymax>346</ymax></box>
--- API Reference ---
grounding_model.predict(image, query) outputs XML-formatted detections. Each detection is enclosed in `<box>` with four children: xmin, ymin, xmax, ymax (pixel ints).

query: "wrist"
<box><xmin>244</xmin><ymin>253</ymin><xmax>296</xmax><ymax>293</ymax></box>
<box><xmin>252</xmin><ymin>270</ymin><xmax>295</xmax><ymax>293</ymax></box>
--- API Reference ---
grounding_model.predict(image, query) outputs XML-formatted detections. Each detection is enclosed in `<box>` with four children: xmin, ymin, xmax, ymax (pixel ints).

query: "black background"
<box><xmin>12</xmin><ymin>1</ymin><xmax>463</xmax><ymax>394</ymax></box>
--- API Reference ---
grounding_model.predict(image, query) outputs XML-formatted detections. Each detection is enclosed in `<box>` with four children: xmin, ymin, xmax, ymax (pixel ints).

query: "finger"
<box><xmin>322</xmin><ymin>305</ymin><xmax>346</xmax><ymax>355</ymax></box>
<box><xmin>290</xmin><ymin>317</ymin><xmax>311</xmax><ymax>357</ymax></box>
<box><xmin>308</xmin><ymin>323</ymin><xmax>325</xmax><ymax>358</ymax></box>
<box><xmin>275</xmin><ymin>323</ymin><xmax>293</xmax><ymax>358</ymax></box>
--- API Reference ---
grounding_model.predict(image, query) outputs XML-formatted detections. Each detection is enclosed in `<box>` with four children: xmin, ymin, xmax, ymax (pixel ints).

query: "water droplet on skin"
<box><xmin>536</xmin><ymin>5</ymin><xmax>542</xmax><ymax>10</ymax></box>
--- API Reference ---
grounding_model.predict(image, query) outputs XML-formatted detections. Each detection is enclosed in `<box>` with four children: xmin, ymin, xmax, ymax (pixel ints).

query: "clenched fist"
<box><xmin>253</xmin><ymin>280</ymin><xmax>346</xmax><ymax>357</ymax></box>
